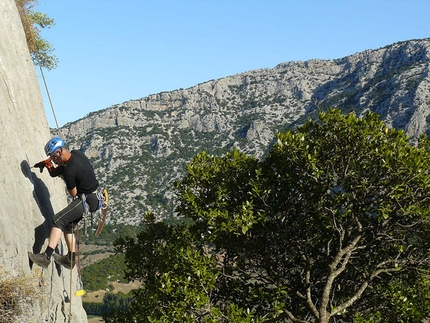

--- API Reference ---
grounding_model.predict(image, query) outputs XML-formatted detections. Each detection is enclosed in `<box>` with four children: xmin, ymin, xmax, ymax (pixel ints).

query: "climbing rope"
<box><xmin>75</xmin><ymin>222</ymin><xmax>86</xmax><ymax>297</ymax></box>
<box><xmin>45</xmin><ymin>261</ymin><xmax>55</xmax><ymax>322</ymax></box>
<box><xmin>68</xmin><ymin>224</ymin><xmax>74</xmax><ymax>323</ymax></box>
<box><xmin>35</xmin><ymin>53</ymin><xmax>63</xmax><ymax>138</ymax></box>
<box><xmin>66</xmin><ymin>221</ymin><xmax>87</xmax><ymax>323</ymax></box>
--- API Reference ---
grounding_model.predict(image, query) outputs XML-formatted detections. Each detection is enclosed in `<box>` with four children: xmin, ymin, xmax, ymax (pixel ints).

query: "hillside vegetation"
<box><xmin>51</xmin><ymin>38</ymin><xmax>430</xmax><ymax>321</ymax></box>
<box><xmin>58</xmin><ymin>38</ymin><xmax>430</xmax><ymax>225</ymax></box>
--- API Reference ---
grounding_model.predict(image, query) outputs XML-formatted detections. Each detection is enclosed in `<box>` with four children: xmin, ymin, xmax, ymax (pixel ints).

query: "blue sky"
<box><xmin>36</xmin><ymin>0</ymin><xmax>430</xmax><ymax>128</ymax></box>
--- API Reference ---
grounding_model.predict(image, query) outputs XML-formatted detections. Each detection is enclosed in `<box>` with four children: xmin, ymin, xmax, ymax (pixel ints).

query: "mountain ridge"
<box><xmin>57</xmin><ymin>37</ymin><xmax>430</xmax><ymax>224</ymax></box>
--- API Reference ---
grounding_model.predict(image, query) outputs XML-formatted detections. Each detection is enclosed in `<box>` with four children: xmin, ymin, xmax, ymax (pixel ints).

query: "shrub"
<box><xmin>0</xmin><ymin>268</ymin><xmax>38</xmax><ymax>322</ymax></box>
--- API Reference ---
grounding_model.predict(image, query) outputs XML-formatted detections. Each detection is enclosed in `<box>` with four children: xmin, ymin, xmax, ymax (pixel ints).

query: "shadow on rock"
<box><xmin>21</xmin><ymin>160</ymin><xmax>54</xmax><ymax>254</ymax></box>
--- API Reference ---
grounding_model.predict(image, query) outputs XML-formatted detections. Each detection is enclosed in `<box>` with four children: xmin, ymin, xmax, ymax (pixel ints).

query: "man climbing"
<box><xmin>28</xmin><ymin>136</ymin><xmax>100</xmax><ymax>269</ymax></box>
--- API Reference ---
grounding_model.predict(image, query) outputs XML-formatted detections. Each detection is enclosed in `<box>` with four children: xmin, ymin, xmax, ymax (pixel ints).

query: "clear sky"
<box><xmin>35</xmin><ymin>0</ymin><xmax>430</xmax><ymax>128</ymax></box>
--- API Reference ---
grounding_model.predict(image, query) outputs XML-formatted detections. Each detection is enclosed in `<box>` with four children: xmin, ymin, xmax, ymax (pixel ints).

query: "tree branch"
<box><xmin>319</xmin><ymin>228</ymin><xmax>362</xmax><ymax>320</ymax></box>
<box><xmin>262</xmin><ymin>310</ymin><xmax>308</xmax><ymax>323</ymax></box>
<box><xmin>331</xmin><ymin>267</ymin><xmax>398</xmax><ymax>316</ymax></box>
<box><xmin>304</xmin><ymin>257</ymin><xmax>319</xmax><ymax>318</ymax></box>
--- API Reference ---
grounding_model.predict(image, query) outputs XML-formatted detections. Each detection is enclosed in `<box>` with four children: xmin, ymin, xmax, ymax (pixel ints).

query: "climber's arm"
<box><xmin>68</xmin><ymin>187</ymin><xmax>77</xmax><ymax>197</ymax></box>
<box><xmin>33</xmin><ymin>158</ymin><xmax>64</xmax><ymax>177</ymax></box>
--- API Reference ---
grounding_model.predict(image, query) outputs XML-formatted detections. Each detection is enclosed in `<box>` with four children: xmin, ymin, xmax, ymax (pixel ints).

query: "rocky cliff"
<box><xmin>0</xmin><ymin>1</ymin><xmax>87</xmax><ymax>322</ymax></box>
<box><xmin>59</xmin><ymin>38</ymin><xmax>430</xmax><ymax>225</ymax></box>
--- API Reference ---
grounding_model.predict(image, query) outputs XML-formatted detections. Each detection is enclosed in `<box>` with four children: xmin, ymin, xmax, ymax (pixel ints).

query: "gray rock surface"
<box><xmin>59</xmin><ymin>37</ymin><xmax>430</xmax><ymax>224</ymax></box>
<box><xmin>0</xmin><ymin>0</ymin><xmax>87</xmax><ymax>321</ymax></box>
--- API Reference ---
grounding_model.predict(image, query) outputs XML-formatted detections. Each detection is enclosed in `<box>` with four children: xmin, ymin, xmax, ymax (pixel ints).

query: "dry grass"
<box><xmin>87</xmin><ymin>317</ymin><xmax>104</xmax><ymax>323</ymax></box>
<box><xmin>14</xmin><ymin>0</ymin><xmax>38</xmax><ymax>53</ymax></box>
<box><xmin>0</xmin><ymin>268</ymin><xmax>39</xmax><ymax>323</ymax></box>
<box><xmin>83</xmin><ymin>281</ymin><xmax>141</xmax><ymax>303</ymax></box>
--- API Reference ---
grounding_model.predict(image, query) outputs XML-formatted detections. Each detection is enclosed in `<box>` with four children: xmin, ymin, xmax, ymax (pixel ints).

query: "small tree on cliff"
<box><xmin>15</xmin><ymin>0</ymin><xmax>58</xmax><ymax>70</ymax></box>
<box><xmin>114</xmin><ymin>109</ymin><xmax>430</xmax><ymax>323</ymax></box>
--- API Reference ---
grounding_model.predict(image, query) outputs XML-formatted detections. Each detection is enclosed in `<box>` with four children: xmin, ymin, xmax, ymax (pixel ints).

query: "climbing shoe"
<box><xmin>28</xmin><ymin>251</ymin><xmax>50</xmax><ymax>269</ymax></box>
<box><xmin>53</xmin><ymin>253</ymin><xmax>75</xmax><ymax>270</ymax></box>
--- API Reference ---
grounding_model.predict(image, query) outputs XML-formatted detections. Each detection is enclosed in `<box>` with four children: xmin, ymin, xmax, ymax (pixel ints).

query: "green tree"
<box><xmin>353</xmin><ymin>275</ymin><xmax>430</xmax><ymax>322</ymax></box>
<box><xmin>15</xmin><ymin>0</ymin><xmax>58</xmax><ymax>69</ymax></box>
<box><xmin>113</xmin><ymin>217</ymin><xmax>254</xmax><ymax>323</ymax></box>
<box><xmin>114</xmin><ymin>109</ymin><xmax>430</xmax><ymax>323</ymax></box>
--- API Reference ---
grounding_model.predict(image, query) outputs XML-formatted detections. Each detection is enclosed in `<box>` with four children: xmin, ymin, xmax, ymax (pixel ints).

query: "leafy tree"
<box><xmin>353</xmin><ymin>275</ymin><xmax>430</xmax><ymax>322</ymax></box>
<box><xmin>113</xmin><ymin>218</ymin><xmax>253</xmax><ymax>323</ymax></box>
<box><xmin>113</xmin><ymin>109</ymin><xmax>430</xmax><ymax>323</ymax></box>
<box><xmin>254</xmin><ymin>109</ymin><xmax>430</xmax><ymax>322</ymax></box>
<box><xmin>15</xmin><ymin>0</ymin><xmax>58</xmax><ymax>69</ymax></box>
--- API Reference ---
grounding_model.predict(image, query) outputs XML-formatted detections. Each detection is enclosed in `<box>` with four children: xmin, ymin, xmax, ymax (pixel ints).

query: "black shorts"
<box><xmin>52</xmin><ymin>193</ymin><xmax>99</xmax><ymax>233</ymax></box>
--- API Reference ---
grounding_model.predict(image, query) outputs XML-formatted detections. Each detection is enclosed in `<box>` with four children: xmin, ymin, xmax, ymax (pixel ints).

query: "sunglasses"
<box><xmin>49</xmin><ymin>148</ymin><xmax>62</xmax><ymax>159</ymax></box>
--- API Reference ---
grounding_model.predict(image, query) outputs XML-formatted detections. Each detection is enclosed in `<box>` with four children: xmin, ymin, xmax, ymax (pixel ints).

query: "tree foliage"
<box><xmin>15</xmin><ymin>0</ymin><xmax>58</xmax><ymax>69</ymax></box>
<box><xmin>113</xmin><ymin>109</ymin><xmax>430</xmax><ymax>323</ymax></box>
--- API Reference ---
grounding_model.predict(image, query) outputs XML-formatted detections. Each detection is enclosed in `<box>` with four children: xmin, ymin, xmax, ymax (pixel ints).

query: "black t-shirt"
<box><xmin>62</xmin><ymin>150</ymin><xmax>99</xmax><ymax>195</ymax></box>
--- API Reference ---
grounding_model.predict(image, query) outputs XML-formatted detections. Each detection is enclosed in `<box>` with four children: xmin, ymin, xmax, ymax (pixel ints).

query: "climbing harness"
<box><xmin>80</xmin><ymin>189</ymin><xmax>109</xmax><ymax>237</ymax></box>
<box><xmin>95</xmin><ymin>189</ymin><xmax>109</xmax><ymax>237</ymax></box>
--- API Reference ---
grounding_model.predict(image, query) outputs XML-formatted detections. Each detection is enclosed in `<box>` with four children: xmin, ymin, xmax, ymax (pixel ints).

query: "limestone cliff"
<box><xmin>0</xmin><ymin>0</ymin><xmax>87</xmax><ymax>321</ymax></box>
<box><xmin>60</xmin><ymin>38</ymin><xmax>430</xmax><ymax>224</ymax></box>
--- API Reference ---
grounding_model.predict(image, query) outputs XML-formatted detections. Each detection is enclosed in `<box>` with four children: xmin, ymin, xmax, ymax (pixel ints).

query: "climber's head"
<box><xmin>44</xmin><ymin>136</ymin><xmax>65</xmax><ymax>159</ymax></box>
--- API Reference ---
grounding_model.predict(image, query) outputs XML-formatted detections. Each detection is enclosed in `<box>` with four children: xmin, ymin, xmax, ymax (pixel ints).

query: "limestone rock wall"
<box><xmin>0</xmin><ymin>0</ymin><xmax>87</xmax><ymax>322</ymax></box>
<box><xmin>59</xmin><ymin>36</ymin><xmax>430</xmax><ymax>223</ymax></box>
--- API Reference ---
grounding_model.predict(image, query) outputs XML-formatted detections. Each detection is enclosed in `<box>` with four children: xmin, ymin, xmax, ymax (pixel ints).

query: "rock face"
<box><xmin>59</xmin><ymin>38</ymin><xmax>430</xmax><ymax>225</ymax></box>
<box><xmin>0</xmin><ymin>1</ymin><xmax>87</xmax><ymax>322</ymax></box>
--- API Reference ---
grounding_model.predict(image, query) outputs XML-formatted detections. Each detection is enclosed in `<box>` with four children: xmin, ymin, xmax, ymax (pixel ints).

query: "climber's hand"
<box><xmin>33</xmin><ymin>158</ymin><xmax>53</xmax><ymax>173</ymax></box>
<box><xmin>33</xmin><ymin>161</ymin><xmax>45</xmax><ymax>173</ymax></box>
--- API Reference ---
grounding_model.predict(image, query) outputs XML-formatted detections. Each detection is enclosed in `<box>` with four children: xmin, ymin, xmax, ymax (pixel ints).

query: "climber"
<box><xmin>28</xmin><ymin>137</ymin><xmax>100</xmax><ymax>270</ymax></box>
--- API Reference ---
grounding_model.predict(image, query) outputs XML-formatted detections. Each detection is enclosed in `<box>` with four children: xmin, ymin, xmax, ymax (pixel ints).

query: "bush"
<box><xmin>0</xmin><ymin>269</ymin><xmax>38</xmax><ymax>323</ymax></box>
